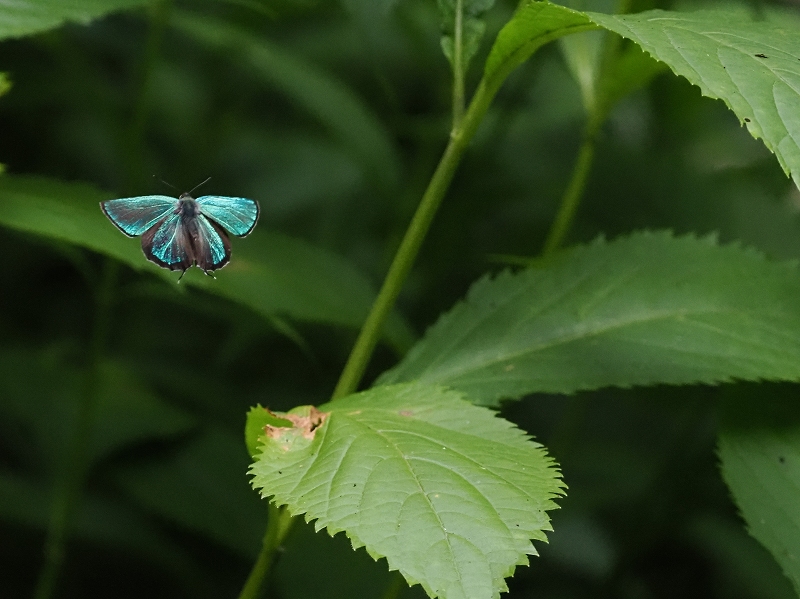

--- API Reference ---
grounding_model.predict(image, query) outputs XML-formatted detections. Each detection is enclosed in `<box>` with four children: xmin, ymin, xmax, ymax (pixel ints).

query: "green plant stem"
<box><xmin>236</xmin><ymin>75</ymin><xmax>502</xmax><ymax>599</ymax></box>
<box><xmin>540</xmin><ymin>116</ymin><xmax>601</xmax><ymax>256</ymax></box>
<box><xmin>241</xmin><ymin>25</ymin><xmax>588</xmax><ymax>598</ymax></box>
<box><xmin>237</xmin><ymin>503</ymin><xmax>295</xmax><ymax>599</ymax></box>
<box><xmin>34</xmin><ymin>260</ymin><xmax>118</xmax><ymax>599</ymax></box>
<box><xmin>331</xmin><ymin>78</ymin><xmax>496</xmax><ymax>401</ymax></box>
<box><xmin>452</xmin><ymin>0</ymin><xmax>465</xmax><ymax>129</ymax></box>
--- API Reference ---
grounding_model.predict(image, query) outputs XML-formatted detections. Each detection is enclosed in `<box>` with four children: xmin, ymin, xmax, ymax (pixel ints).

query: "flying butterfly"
<box><xmin>100</xmin><ymin>179</ymin><xmax>259</xmax><ymax>279</ymax></box>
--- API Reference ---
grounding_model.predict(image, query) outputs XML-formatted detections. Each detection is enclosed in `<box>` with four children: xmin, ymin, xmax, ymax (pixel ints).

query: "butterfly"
<box><xmin>101</xmin><ymin>182</ymin><xmax>259</xmax><ymax>278</ymax></box>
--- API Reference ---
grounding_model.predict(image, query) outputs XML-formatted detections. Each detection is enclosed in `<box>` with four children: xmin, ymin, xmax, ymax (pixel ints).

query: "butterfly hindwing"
<box><xmin>100</xmin><ymin>196</ymin><xmax>177</xmax><ymax>237</ymax></box>
<box><xmin>195</xmin><ymin>196</ymin><xmax>259</xmax><ymax>237</ymax></box>
<box><xmin>141</xmin><ymin>212</ymin><xmax>191</xmax><ymax>271</ymax></box>
<box><xmin>193</xmin><ymin>214</ymin><xmax>231</xmax><ymax>272</ymax></box>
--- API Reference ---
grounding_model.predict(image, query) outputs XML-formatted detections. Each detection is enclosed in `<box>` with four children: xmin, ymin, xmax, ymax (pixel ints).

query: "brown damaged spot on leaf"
<box><xmin>399</xmin><ymin>410</ymin><xmax>415</xmax><ymax>417</ymax></box>
<box><xmin>264</xmin><ymin>406</ymin><xmax>329</xmax><ymax>440</ymax></box>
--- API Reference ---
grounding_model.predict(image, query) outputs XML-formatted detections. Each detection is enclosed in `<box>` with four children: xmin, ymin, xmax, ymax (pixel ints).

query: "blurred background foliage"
<box><xmin>1</xmin><ymin>0</ymin><xmax>800</xmax><ymax>597</ymax></box>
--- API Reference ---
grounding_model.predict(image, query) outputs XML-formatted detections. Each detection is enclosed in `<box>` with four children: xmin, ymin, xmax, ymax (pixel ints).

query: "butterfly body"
<box><xmin>101</xmin><ymin>192</ymin><xmax>259</xmax><ymax>276</ymax></box>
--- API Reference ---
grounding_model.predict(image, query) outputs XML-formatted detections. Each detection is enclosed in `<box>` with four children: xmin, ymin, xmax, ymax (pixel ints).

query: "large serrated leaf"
<box><xmin>587</xmin><ymin>8</ymin><xmax>800</xmax><ymax>188</ymax></box>
<box><xmin>379</xmin><ymin>232</ymin><xmax>800</xmax><ymax>405</ymax></box>
<box><xmin>719</xmin><ymin>394</ymin><xmax>800</xmax><ymax>596</ymax></box>
<box><xmin>0</xmin><ymin>0</ymin><xmax>147</xmax><ymax>41</ymax></box>
<box><xmin>0</xmin><ymin>175</ymin><xmax>411</xmax><ymax>345</ymax></box>
<box><xmin>249</xmin><ymin>383</ymin><xmax>564</xmax><ymax>599</ymax></box>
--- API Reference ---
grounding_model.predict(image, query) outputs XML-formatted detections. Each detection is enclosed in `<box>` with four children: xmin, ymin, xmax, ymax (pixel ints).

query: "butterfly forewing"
<box><xmin>196</xmin><ymin>196</ymin><xmax>259</xmax><ymax>237</ymax></box>
<box><xmin>101</xmin><ymin>196</ymin><xmax>177</xmax><ymax>237</ymax></box>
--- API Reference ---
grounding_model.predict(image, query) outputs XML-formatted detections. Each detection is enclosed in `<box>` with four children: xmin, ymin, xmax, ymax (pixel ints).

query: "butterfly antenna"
<box><xmin>153</xmin><ymin>175</ymin><xmax>179</xmax><ymax>192</ymax></box>
<box><xmin>188</xmin><ymin>177</ymin><xmax>212</xmax><ymax>195</ymax></box>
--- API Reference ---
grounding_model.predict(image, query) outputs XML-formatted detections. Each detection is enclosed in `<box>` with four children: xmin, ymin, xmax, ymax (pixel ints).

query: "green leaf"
<box><xmin>719</xmin><ymin>393</ymin><xmax>800</xmax><ymax>596</ymax></box>
<box><xmin>245</xmin><ymin>405</ymin><xmax>294</xmax><ymax>459</ymax></box>
<box><xmin>553</xmin><ymin>0</ymin><xmax>617</xmax><ymax>112</ymax></box>
<box><xmin>0</xmin><ymin>0</ymin><xmax>148</xmax><ymax>41</ymax></box>
<box><xmin>0</xmin><ymin>471</ymin><xmax>209</xmax><ymax>590</ymax></box>
<box><xmin>0</xmin><ymin>348</ymin><xmax>194</xmax><ymax>467</ymax></box>
<box><xmin>586</xmin><ymin>8</ymin><xmax>800</xmax><ymax>188</ymax></box>
<box><xmin>172</xmin><ymin>10</ymin><xmax>401</xmax><ymax>193</ymax></box>
<box><xmin>0</xmin><ymin>175</ymin><xmax>412</xmax><ymax>345</ymax></box>
<box><xmin>379</xmin><ymin>232</ymin><xmax>800</xmax><ymax>405</ymax></box>
<box><xmin>485</xmin><ymin>3</ymin><xmax>800</xmax><ymax>187</ymax></box>
<box><xmin>483</xmin><ymin>2</ymin><xmax>597</xmax><ymax>89</ymax></box>
<box><xmin>250</xmin><ymin>383</ymin><xmax>563</xmax><ymax>599</ymax></box>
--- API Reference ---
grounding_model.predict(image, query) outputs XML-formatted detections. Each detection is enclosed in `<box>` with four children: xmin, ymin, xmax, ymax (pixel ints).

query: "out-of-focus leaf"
<box><xmin>586</xmin><ymin>8</ymin><xmax>800</xmax><ymax>188</ymax></box>
<box><xmin>379</xmin><ymin>232</ymin><xmax>800</xmax><ymax>405</ymax></box>
<box><xmin>719</xmin><ymin>394</ymin><xmax>800</xmax><ymax>596</ymax></box>
<box><xmin>250</xmin><ymin>383</ymin><xmax>563</xmax><ymax>599</ymax></box>
<box><xmin>0</xmin><ymin>470</ymin><xmax>209</xmax><ymax>591</ymax></box>
<box><xmin>0</xmin><ymin>347</ymin><xmax>194</xmax><ymax>467</ymax></box>
<box><xmin>553</xmin><ymin>0</ymin><xmax>617</xmax><ymax>112</ymax></box>
<box><xmin>0</xmin><ymin>175</ymin><xmax>413</xmax><ymax>346</ymax></box>
<box><xmin>486</xmin><ymin>3</ymin><xmax>800</xmax><ymax>187</ymax></box>
<box><xmin>0</xmin><ymin>0</ymin><xmax>148</xmax><ymax>40</ymax></box>
<box><xmin>113</xmin><ymin>428</ymin><xmax>265</xmax><ymax>558</ymax></box>
<box><xmin>438</xmin><ymin>0</ymin><xmax>495</xmax><ymax>74</ymax></box>
<box><xmin>172</xmin><ymin>10</ymin><xmax>401</xmax><ymax>193</ymax></box>
<box><xmin>687</xmin><ymin>514</ymin><xmax>798</xmax><ymax>599</ymax></box>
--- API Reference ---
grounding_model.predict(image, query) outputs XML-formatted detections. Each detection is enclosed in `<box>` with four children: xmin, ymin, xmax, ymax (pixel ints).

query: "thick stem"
<box><xmin>34</xmin><ymin>261</ymin><xmax>118</xmax><ymax>599</ymax></box>
<box><xmin>237</xmin><ymin>504</ymin><xmax>295</xmax><ymax>599</ymax></box>
<box><xmin>331</xmin><ymin>79</ymin><xmax>495</xmax><ymax>401</ymax></box>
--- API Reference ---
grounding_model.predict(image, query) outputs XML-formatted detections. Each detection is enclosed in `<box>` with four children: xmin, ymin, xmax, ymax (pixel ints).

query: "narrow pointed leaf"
<box><xmin>379</xmin><ymin>232</ymin><xmax>800</xmax><ymax>405</ymax></box>
<box><xmin>249</xmin><ymin>383</ymin><xmax>564</xmax><ymax>599</ymax></box>
<box><xmin>0</xmin><ymin>0</ymin><xmax>148</xmax><ymax>40</ymax></box>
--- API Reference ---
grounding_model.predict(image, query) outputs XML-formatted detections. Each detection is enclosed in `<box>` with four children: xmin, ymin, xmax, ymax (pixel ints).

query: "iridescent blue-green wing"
<box><xmin>100</xmin><ymin>196</ymin><xmax>177</xmax><ymax>237</ymax></box>
<box><xmin>141</xmin><ymin>212</ymin><xmax>192</xmax><ymax>272</ymax></box>
<box><xmin>195</xmin><ymin>196</ymin><xmax>259</xmax><ymax>237</ymax></box>
<box><xmin>193</xmin><ymin>214</ymin><xmax>231</xmax><ymax>272</ymax></box>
